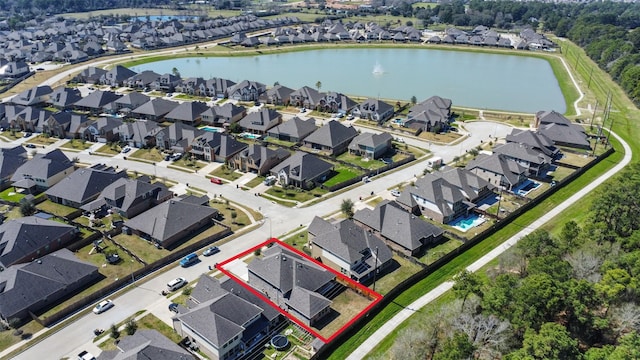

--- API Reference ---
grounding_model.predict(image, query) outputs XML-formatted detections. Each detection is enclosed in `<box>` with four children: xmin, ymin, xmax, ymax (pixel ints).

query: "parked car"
<box><xmin>171</xmin><ymin>153</ymin><xmax>182</xmax><ymax>161</ymax></box>
<box><xmin>23</xmin><ymin>132</ymin><xmax>32</xmax><ymax>138</ymax></box>
<box><xmin>77</xmin><ymin>350</ymin><xmax>96</xmax><ymax>360</ymax></box>
<box><xmin>121</xmin><ymin>146</ymin><xmax>131</xmax><ymax>154</ymax></box>
<box><xmin>391</xmin><ymin>190</ymin><xmax>401</xmax><ymax>197</ymax></box>
<box><xmin>92</xmin><ymin>299</ymin><xmax>114</xmax><ymax>314</ymax></box>
<box><xmin>164</xmin><ymin>155</ymin><xmax>171</xmax><ymax>161</ymax></box>
<box><xmin>203</xmin><ymin>246</ymin><xmax>220</xmax><ymax>256</ymax></box>
<box><xmin>168</xmin><ymin>303</ymin><xmax>179</xmax><ymax>313</ymax></box>
<box><xmin>167</xmin><ymin>277</ymin><xmax>187</xmax><ymax>291</ymax></box>
<box><xmin>210</xmin><ymin>177</ymin><xmax>223</xmax><ymax>185</ymax></box>
<box><xmin>24</xmin><ymin>143</ymin><xmax>36</xmax><ymax>148</ymax></box>
<box><xmin>179</xmin><ymin>253</ymin><xmax>198</xmax><ymax>267</ymax></box>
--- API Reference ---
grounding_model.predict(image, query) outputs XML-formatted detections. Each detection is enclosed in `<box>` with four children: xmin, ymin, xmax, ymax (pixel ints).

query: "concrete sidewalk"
<box><xmin>346</xmin><ymin>131</ymin><xmax>632</xmax><ymax>360</ymax></box>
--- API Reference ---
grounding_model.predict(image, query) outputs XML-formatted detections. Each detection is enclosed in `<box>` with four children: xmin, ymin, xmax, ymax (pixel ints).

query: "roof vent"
<box><xmin>36</xmin><ymin>259</ymin><xmax>42</xmax><ymax>264</ymax></box>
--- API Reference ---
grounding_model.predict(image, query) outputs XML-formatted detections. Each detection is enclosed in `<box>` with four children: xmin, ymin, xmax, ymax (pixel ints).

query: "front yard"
<box><xmin>128</xmin><ymin>148</ymin><xmax>163</xmax><ymax>162</ymax></box>
<box><xmin>95</xmin><ymin>143</ymin><xmax>122</xmax><ymax>155</ymax></box>
<box><xmin>265</xmin><ymin>186</ymin><xmax>328</xmax><ymax>205</ymax></box>
<box><xmin>209</xmin><ymin>165</ymin><xmax>243</xmax><ymax>181</ymax></box>
<box><xmin>26</xmin><ymin>135</ymin><xmax>58</xmax><ymax>146</ymax></box>
<box><xmin>60</xmin><ymin>139</ymin><xmax>93</xmax><ymax>151</ymax></box>
<box><xmin>209</xmin><ymin>199</ymin><xmax>250</xmax><ymax>232</ymax></box>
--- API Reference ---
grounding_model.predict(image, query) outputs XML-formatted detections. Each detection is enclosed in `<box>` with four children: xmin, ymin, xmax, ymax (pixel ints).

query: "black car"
<box><xmin>24</xmin><ymin>144</ymin><xmax>36</xmax><ymax>149</ymax></box>
<box><xmin>168</xmin><ymin>303</ymin><xmax>179</xmax><ymax>313</ymax></box>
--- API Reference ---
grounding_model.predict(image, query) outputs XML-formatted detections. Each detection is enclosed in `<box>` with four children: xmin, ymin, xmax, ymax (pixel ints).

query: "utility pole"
<box><xmin>372</xmin><ymin>247</ymin><xmax>379</xmax><ymax>292</ymax></box>
<box><xmin>589</xmin><ymin>99</ymin><xmax>598</xmax><ymax>130</ymax></box>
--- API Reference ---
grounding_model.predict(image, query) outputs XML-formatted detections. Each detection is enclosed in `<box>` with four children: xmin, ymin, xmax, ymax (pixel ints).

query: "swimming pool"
<box><xmin>450</xmin><ymin>214</ymin><xmax>485</xmax><ymax>232</ymax></box>
<box><xmin>200</xmin><ymin>126</ymin><xmax>224</xmax><ymax>133</ymax></box>
<box><xmin>516</xmin><ymin>180</ymin><xmax>540</xmax><ymax>196</ymax></box>
<box><xmin>241</xmin><ymin>132</ymin><xmax>262</xmax><ymax>140</ymax></box>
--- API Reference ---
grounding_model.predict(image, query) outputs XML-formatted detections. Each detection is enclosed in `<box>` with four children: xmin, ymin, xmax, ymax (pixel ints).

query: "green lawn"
<box><xmin>0</xmin><ymin>188</ymin><xmax>25</xmax><ymax>203</ymax></box>
<box><xmin>60</xmin><ymin>139</ymin><xmax>93</xmax><ymax>151</ymax></box>
<box><xmin>111</xmin><ymin>233</ymin><xmax>170</xmax><ymax>264</ymax></box>
<box><xmin>128</xmin><ymin>148</ymin><xmax>163</xmax><ymax>162</ymax></box>
<box><xmin>209</xmin><ymin>200</ymin><xmax>251</xmax><ymax>232</ymax></box>
<box><xmin>323</xmin><ymin>166</ymin><xmax>362</xmax><ymax>187</ymax></box>
<box><xmin>94</xmin><ymin>143</ymin><xmax>121</xmax><ymax>155</ymax></box>
<box><xmin>209</xmin><ymin>165</ymin><xmax>243</xmax><ymax>181</ymax></box>
<box><xmin>337</xmin><ymin>153</ymin><xmax>386</xmax><ymax>170</ymax></box>
<box><xmin>27</xmin><ymin>135</ymin><xmax>58</xmax><ymax>146</ymax></box>
<box><xmin>35</xmin><ymin>200</ymin><xmax>79</xmax><ymax>218</ymax></box>
<box><xmin>0</xmin><ymin>321</ymin><xmax>43</xmax><ymax>353</ymax></box>
<box><xmin>373</xmin><ymin>255</ymin><xmax>424</xmax><ymax>295</ymax></box>
<box><xmin>264</xmin><ymin>136</ymin><xmax>296</xmax><ymax>147</ymax></box>
<box><xmin>265</xmin><ymin>186</ymin><xmax>328</xmax><ymax>204</ymax></box>
<box><xmin>242</xmin><ymin>176</ymin><xmax>265</xmax><ymax>189</ymax></box>
<box><xmin>419</xmin><ymin>238</ymin><xmax>464</xmax><ymax>265</ymax></box>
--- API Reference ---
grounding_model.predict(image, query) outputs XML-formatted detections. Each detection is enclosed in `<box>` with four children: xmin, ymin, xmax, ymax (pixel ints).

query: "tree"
<box><xmin>315</xmin><ymin>80</ymin><xmax>322</xmax><ymax>92</ymax></box>
<box><xmin>609</xmin><ymin>331</ymin><xmax>640</xmax><ymax>360</ymax></box>
<box><xmin>231</xmin><ymin>211</ymin><xmax>237</xmax><ymax>224</ymax></box>
<box><xmin>19</xmin><ymin>199</ymin><xmax>36</xmax><ymax>216</ymax></box>
<box><xmin>110</xmin><ymin>323</ymin><xmax>120</xmax><ymax>339</ymax></box>
<box><xmin>452</xmin><ymin>270</ymin><xmax>483</xmax><ymax>310</ymax></box>
<box><xmin>506</xmin><ymin>322</ymin><xmax>581</xmax><ymax>360</ymax></box>
<box><xmin>433</xmin><ymin>332</ymin><xmax>475</xmax><ymax>360</ymax></box>
<box><xmin>510</xmin><ymin>273</ymin><xmax>564</xmax><ymax>330</ymax></box>
<box><xmin>125</xmin><ymin>319</ymin><xmax>137</xmax><ymax>335</ymax></box>
<box><xmin>453</xmin><ymin>313</ymin><xmax>511</xmax><ymax>358</ymax></box>
<box><xmin>171</xmin><ymin>67</ymin><xmax>181</xmax><ymax>78</ymax></box>
<box><xmin>410</xmin><ymin>95</ymin><xmax>417</xmax><ymax>105</ymax></box>
<box><xmin>341</xmin><ymin>198</ymin><xmax>354</xmax><ymax>219</ymax></box>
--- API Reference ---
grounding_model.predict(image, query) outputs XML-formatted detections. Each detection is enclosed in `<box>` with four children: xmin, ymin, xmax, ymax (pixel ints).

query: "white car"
<box><xmin>93</xmin><ymin>299</ymin><xmax>114</xmax><ymax>314</ymax></box>
<box><xmin>167</xmin><ymin>277</ymin><xmax>187</xmax><ymax>291</ymax></box>
<box><xmin>391</xmin><ymin>190</ymin><xmax>401</xmax><ymax>197</ymax></box>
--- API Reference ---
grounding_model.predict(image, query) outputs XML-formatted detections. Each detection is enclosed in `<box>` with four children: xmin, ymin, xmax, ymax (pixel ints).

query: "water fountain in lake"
<box><xmin>372</xmin><ymin>62</ymin><xmax>384</xmax><ymax>76</ymax></box>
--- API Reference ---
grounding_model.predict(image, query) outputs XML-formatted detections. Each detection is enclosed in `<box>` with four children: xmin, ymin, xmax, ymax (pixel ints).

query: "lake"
<box><xmin>132</xmin><ymin>48</ymin><xmax>566</xmax><ymax>113</ymax></box>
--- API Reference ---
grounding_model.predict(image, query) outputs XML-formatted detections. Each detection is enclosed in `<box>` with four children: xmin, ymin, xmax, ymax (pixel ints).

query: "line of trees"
<box><xmin>374</xmin><ymin>163</ymin><xmax>640</xmax><ymax>359</ymax></box>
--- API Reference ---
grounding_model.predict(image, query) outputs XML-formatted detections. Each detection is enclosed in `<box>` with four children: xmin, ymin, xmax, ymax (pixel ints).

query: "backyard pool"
<box><xmin>516</xmin><ymin>180</ymin><xmax>541</xmax><ymax>196</ymax></box>
<box><xmin>450</xmin><ymin>214</ymin><xmax>486</xmax><ymax>232</ymax></box>
<box><xmin>200</xmin><ymin>126</ymin><xmax>224</xmax><ymax>133</ymax></box>
<box><xmin>240</xmin><ymin>132</ymin><xmax>262</xmax><ymax>140</ymax></box>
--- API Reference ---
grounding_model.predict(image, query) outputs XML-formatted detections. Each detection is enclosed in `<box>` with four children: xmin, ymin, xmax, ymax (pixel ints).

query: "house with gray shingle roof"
<box><xmin>506</xmin><ymin>129</ymin><xmax>559</xmax><ymax>159</ymax></box>
<box><xmin>164</xmin><ymin>101</ymin><xmax>209</xmax><ymax>125</ymax></box>
<box><xmin>492</xmin><ymin>142</ymin><xmax>552</xmax><ymax>177</ymax></box>
<box><xmin>302</xmin><ymin>120</ymin><xmax>358</xmax><ymax>155</ymax></box>
<box><xmin>348</xmin><ymin>132</ymin><xmax>393</xmax><ymax>159</ymax></box>
<box><xmin>43</xmin><ymin>112</ymin><xmax>90</xmax><ymax>139</ymax></box>
<box><xmin>45</xmin><ymin>164</ymin><xmax>128</xmax><ymax>208</ymax></box>
<box><xmin>265</xmin><ymin>84</ymin><xmax>294</xmax><ymax>105</ymax></box>
<box><xmin>267</xmin><ymin>116</ymin><xmax>317</xmax><ymax>143</ymax></box>
<box><xmin>227</xmin><ymin>80</ymin><xmax>266</xmax><ymax>102</ymax></box>
<box><xmin>113</xmin><ymin>92</ymin><xmax>150</xmax><ymax>112</ymax></box>
<box><xmin>97</xmin><ymin>329</ymin><xmax>195</xmax><ymax>360</ymax></box>
<box><xmin>535</xmin><ymin>110</ymin><xmax>590</xmax><ymax>149</ymax></box>
<box><xmin>289</xmin><ymin>86</ymin><xmax>323</xmax><ymax>109</ymax></box>
<box><xmin>270</xmin><ymin>151</ymin><xmax>333</xmax><ymax>190</ymax></box>
<box><xmin>0</xmin><ymin>217</ymin><xmax>79</xmax><ymax>268</ymax></box>
<box><xmin>175</xmin><ymin>275</ymin><xmax>283</xmax><ymax>360</ymax></box>
<box><xmin>353</xmin><ymin>200</ymin><xmax>444</xmax><ymax>256</ymax></box>
<box><xmin>124</xmin><ymin>70</ymin><xmax>161</xmax><ymax>89</ymax></box>
<box><xmin>131</xmin><ymin>98</ymin><xmax>179</xmax><ymax>121</ymax></box>
<box><xmin>10</xmin><ymin>85</ymin><xmax>52</xmax><ymax>106</ymax></box>
<box><xmin>155</xmin><ymin>122</ymin><xmax>204</xmax><ymax>152</ymax></box>
<box><xmin>190</xmin><ymin>132</ymin><xmax>247</xmax><ymax>163</ymax></box>
<box><xmin>73</xmin><ymin>90</ymin><xmax>122</xmax><ymax>114</ymax></box>
<box><xmin>466</xmin><ymin>153</ymin><xmax>528</xmax><ymax>191</ymax></box>
<box><xmin>86</xmin><ymin>177</ymin><xmax>172</xmax><ymax>218</ymax></box>
<box><xmin>12</xmin><ymin>106</ymin><xmax>53</xmax><ymax>133</ymax></box>
<box><xmin>318</xmin><ymin>92</ymin><xmax>357</xmax><ymax>114</ymax></box>
<box><xmin>248</xmin><ymin>244</ymin><xmax>336</xmax><ymax>326</ymax></box>
<box><xmin>116</xmin><ymin>119</ymin><xmax>161</xmax><ymax>148</ymax></box>
<box><xmin>124</xmin><ymin>199</ymin><xmax>218</xmax><ymax>248</ymax></box>
<box><xmin>0</xmin><ymin>248</ymin><xmax>99</xmax><ymax>323</ymax></box>
<box><xmin>48</xmin><ymin>86</ymin><xmax>82</xmax><ymax>110</ymax></box>
<box><xmin>437</xmin><ymin>167</ymin><xmax>495</xmax><ymax>204</ymax></box>
<box><xmin>99</xmin><ymin>65</ymin><xmax>137</xmax><ymax>87</ymax></box>
<box><xmin>309</xmin><ymin>217</ymin><xmax>392</xmax><ymax>282</ymax></box>
<box><xmin>238</xmin><ymin>108</ymin><xmax>282</xmax><ymax>135</ymax></box>
<box><xmin>81</xmin><ymin>117</ymin><xmax>123</xmax><ymax>143</ymax></box>
<box><xmin>351</xmin><ymin>98</ymin><xmax>394</xmax><ymax>123</ymax></box>
<box><xmin>405</xmin><ymin>95</ymin><xmax>452</xmax><ymax>134</ymax></box>
<box><xmin>230</xmin><ymin>144</ymin><xmax>290</xmax><ymax>176</ymax></box>
<box><xmin>0</xmin><ymin>146</ymin><xmax>27</xmax><ymax>190</ymax></box>
<box><xmin>11</xmin><ymin>149</ymin><xmax>74</xmax><ymax>191</ymax></box>
<box><xmin>200</xmin><ymin>103</ymin><xmax>246</xmax><ymax>127</ymax></box>
<box><xmin>150</xmin><ymin>73</ymin><xmax>181</xmax><ymax>92</ymax></box>
<box><xmin>73</xmin><ymin>66</ymin><xmax>107</xmax><ymax>84</ymax></box>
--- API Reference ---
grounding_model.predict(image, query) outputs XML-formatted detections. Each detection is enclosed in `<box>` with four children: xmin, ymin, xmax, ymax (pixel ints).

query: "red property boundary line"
<box><xmin>216</xmin><ymin>238</ymin><xmax>384</xmax><ymax>343</ymax></box>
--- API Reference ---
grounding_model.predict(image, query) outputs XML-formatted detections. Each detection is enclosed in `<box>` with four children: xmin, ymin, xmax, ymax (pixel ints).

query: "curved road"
<box><xmin>346</xmin><ymin>130</ymin><xmax>632</xmax><ymax>360</ymax></box>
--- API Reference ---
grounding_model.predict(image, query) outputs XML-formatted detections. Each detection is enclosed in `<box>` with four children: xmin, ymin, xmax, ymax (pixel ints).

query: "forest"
<box><xmin>368</xmin><ymin>163</ymin><xmax>640</xmax><ymax>359</ymax></box>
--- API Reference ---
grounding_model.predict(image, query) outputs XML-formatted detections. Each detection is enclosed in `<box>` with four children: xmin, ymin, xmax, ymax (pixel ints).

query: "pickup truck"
<box><xmin>78</xmin><ymin>350</ymin><xmax>96</xmax><ymax>360</ymax></box>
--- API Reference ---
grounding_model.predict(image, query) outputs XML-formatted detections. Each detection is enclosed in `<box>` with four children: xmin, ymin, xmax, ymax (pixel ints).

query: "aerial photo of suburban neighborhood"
<box><xmin>0</xmin><ymin>0</ymin><xmax>638</xmax><ymax>359</ymax></box>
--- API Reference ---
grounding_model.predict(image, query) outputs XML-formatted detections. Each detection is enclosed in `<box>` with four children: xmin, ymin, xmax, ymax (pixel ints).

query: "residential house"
<box><xmin>231</xmin><ymin>144</ymin><xmax>290</xmax><ymax>176</ymax></box>
<box><xmin>46</xmin><ymin>164</ymin><xmax>128</xmax><ymax>208</ymax></box>
<box><xmin>155</xmin><ymin>122</ymin><xmax>204</xmax><ymax>152</ymax></box>
<box><xmin>0</xmin><ymin>249</ymin><xmax>99</xmax><ymax>323</ymax></box>
<box><xmin>247</xmin><ymin>244</ymin><xmax>337</xmax><ymax>326</ymax></box>
<box><xmin>12</xmin><ymin>107</ymin><xmax>53</xmax><ymax>133</ymax></box>
<box><xmin>48</xmin><ymin>86</ymin><xmax>82</xmax><ymax>110</ymax></box>
<box><xmin>308</xmin><ymin>217</ymin><xmax>392</xmax><ymax>282</ymax></box>
<box><xmin>396</xmin><ymin>168</ymin><xmax>492</xmax><ymax>224</ymax></box>
<box><xmin>535</xmin><ymin>110</ymin><xmax>591</xmax><ymax>149</ymax></box>
<box><xmin>227</xmin><ymin>80</ymin><xmax>266</xmax><ymax>101</ymax></box>
<box><xmin>0</xmin><ymin>217</ymin><xmax>79</xmax><ymax>268</ymax></box>
<box><xmin>73</xmin><ymin>90</ymin><xmax>122</xmax><ymax>115</ymax></box>
<box><xmin>267</xmin><ymin>116</ymin><xmax>317</xmax><ymax>143</ymax></box>
<box><xmin>348</xmin><ymin>132</ymin><xmax>393</xmax><ymax>159</ymax></box>
<box><xmin>302</xmin><ymin>120</ymin><xmax>358</xmax><ymax>156</ymax></box>
<box><xmin>43</xmin><ymin>112</ymin><xmax>90</xmax><ymax>139</ymax></box>
<box><xmin>131</xmin><ymin>98</ymin><xmax>179</xmax><ymax>121</ymax></box>
<box><xmin>404</xmin><ymin>95</ymin><xmax>452</xmax><ymax>134</ymax></box>
<box><xmin>176</xmin><ymin>77</ymin><xmax>207</xmax><ymax>96</ymax></box>
<box><xmin>97</xmin><ymin>330</ymin><xmax>195</xmax><ymax>360</ymax></box>
<box><xmin>466</xmin><ymin>153</ymin><xmax>528</xmax><ymax>191</ymax></box>
<box><xmin>189</xmin><ymin>132</ymin><xmax>246</xmax><ymax>163</ymax></box>
<box><xmin>81</xmin><ymin>117</ymin><xmax>123</xmax><ymax>143</ymax></box>
<box><xmin>123</xmin><ymin>199</ymin><xmax>218</xmax><ymax>248</ymax></box>
<box><xmin>116</xmin><ymin>120</ymin><xmax>161</xmax><ymax>148</ymax></box>
<box><xmin>0</xmin><ymin>61</ymin><xmax>29</xmax><ymax>79</ymax></box>
<box><xmin>0</xmin><ymin>146</ymin><xmax>27</xmax><ymax>190</ymax></box>
<box><xmin>99</xmin><ymin>65</ymin><xmax>137</xmax><ymax>87</ymax></box>
<box><xmin>506</xmin><ymin>129</ymin><xmax>560</xmax><ymax>159</ymax></box>
<box><xmin>113</xmin><ymin>92</ymin><xmax>150</xmax><ymax>112</ymax></box>
<box><xmin>200</xmin><ymin>103</ymin><xmax>246</xmax><ymax>127</ymax></box>
<box><xmin>10</xmin><ymin>85</ymin><xmax>52</xmax><ymax>106</ymax></box>
<box><xmin>150</xmin><ymin>73</ymin><xmax>181</xmax><ymax>92</ymax></box>
<box><xmin>265</xmin><ymin>84</ymin><xmax>294</xmax><ymax>105</ymax></box>
<box><xmin>208</xmin><ymin>77</ymin><xmax>236</xmax><ymax>98</ymax></box>
<box><xmin>73</xmin><ymin>66</ymin><xmax>107</xmax><ymax>84</ymax></box>
<box><xmin>270</xmin><ymin>151</ymin><xmax>333</xmax><ymax>190</ymax></box>
<box><xmin>164</xmin><ymin>101</ymin><xmax>209</xmax><ymax>125</ymax></box>
<box><xmin>351</xmin><ymin>98</ymin><xmax>394</xmax><ymax>123</ymax></box>
<box><xmin>318</xmin><ymin>92</ymin><xmax>357</xmax><ymax>114</ymax></box>
<box><xmin>237</xmin><ymin>108</ymin><xmax>282</xmax><ymax>135</ymax></box>
<box><xmin>493</xmin><ymin>142</ymin><xmax>553</xmax><ymax>177</ymax></box>
<box><xmin>124</xmin><ymin>70</ymin><xmax>161</xmax><ymax>89</ymax></box>
<box><xmin>174</xmin><ymin>275</ymin><xmax>283</xmax><ymax>360</ymax></box>
<box><xmin>353</xmin><ymin>200</ymin><xmax>444</xmax><ymax>256</ymax></box>
<box><xmin>86</xmin><ymin>177</ymin><xmax>172</xmax><ymax>218</ymax></box>
<box><xmin>289</xmin><ymin>86</ymin><xmax>324</xmax><ymax>109</ymax></box>
<box><xmin>11</xmin><ymin>149</ymin><xmax>75</xmax><ymax>192</ymax></box>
